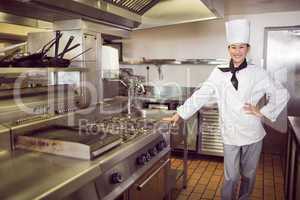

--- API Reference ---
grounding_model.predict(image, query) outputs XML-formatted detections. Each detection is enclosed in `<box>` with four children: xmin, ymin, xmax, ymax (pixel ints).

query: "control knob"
<box><xmin>156</xmin><ymin>141</ymin><xmax>164</xmax><ymax>152</ymax></box>
<box><xmin>111</xmin><ymin>172</ymin><xmax>123</xmax><ymax>184</ymax></box>
<box><xmin>161</xmin><ymin>140</ymin><xmax>167</xmax><ymax>148</ymax></box>
<box><xmin>136</xmin><ymin>154</ymin><xmax>147</xmax><ymax>165</ymax></box>
<box><xmin>148</xmin><ymin>147</ymin><xmax>158</xmax><ymax>157</ymax></box>
<box><xmin>145</xmin><ymin>152</ymin><xmax>151</xmax><ymax>161</ymax></box>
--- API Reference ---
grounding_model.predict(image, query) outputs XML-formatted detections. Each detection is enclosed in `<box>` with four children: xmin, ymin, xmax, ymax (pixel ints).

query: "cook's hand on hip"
<box><xmin>162</xmin><ymin>113</ymin><xmax>181</xmax><ymax>126</ymax></box>
<box><xmin>243</xmin><ymin>103</ymin><xmax>263</xmax><ymax>118</ymax></box>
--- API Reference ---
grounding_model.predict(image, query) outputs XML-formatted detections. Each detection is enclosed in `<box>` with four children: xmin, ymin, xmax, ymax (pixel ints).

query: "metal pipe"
<box><xmin>155</xmin><ymin>64</ymin><xmax>163</xmax><ymax>80</ymax></box>
<box><xmin>127</xmin><ymin>79</ymin><xmax>133</xmax><ymax>116</ymax></box>
<box><xmin>0</xmin><ymin>42</ymin><xmax>27</xmax><ymax>53</ymax></box>
<box><xmin>146</xmin><ymin>66</ymin><xmax>150</xmax><ymax>85</ymax></box>
<box><xmin>105</xmin><ymin>78</ymin><xmax>145</xmax><ymax>116</ymax></box>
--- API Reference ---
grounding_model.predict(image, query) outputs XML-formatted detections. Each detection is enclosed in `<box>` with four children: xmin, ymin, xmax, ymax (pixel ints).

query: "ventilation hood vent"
<box><xmin>103</xmin><ymin>0</ymin><xmax>160</xmax><ymax>15</ymax></box>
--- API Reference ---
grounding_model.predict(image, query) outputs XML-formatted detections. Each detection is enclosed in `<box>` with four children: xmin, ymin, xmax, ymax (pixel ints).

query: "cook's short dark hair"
<box><xmin>228</xmin><ymin>44</ymin><xmax>250</xmax><ymax>48</ymax></box>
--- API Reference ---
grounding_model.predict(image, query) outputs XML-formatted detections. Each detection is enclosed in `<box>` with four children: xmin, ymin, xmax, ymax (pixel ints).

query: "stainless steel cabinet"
<box><xmin>129</xmin><ymin>157</ymin><xmax>170</xmax><ymax>200</ymax></box>
<box><xmin>284</xmin><ymin>120</ymin><xmax>300</xmax><ymax>200</ymax></box>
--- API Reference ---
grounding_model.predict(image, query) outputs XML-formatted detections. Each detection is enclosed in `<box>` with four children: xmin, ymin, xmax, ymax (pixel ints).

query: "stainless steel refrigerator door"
<box><xmin>264</xmin><ymin>27</ymin><xmax>300</xmax><ymax>117</ymax></box>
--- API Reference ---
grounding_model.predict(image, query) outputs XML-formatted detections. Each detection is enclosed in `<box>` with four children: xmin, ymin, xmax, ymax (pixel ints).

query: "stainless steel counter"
<box><xmin>137</xmin><ymin>95</ymin><xmax>188</xmax><ymax>103</ymax></box>
<box><xmin>0</xmin><ymin>131</ymin><xmax>168</xmax><ymax>200</ymax></box>
<box><xmin>0</xmin><ymin>149</ymin><xmax>100</xmax><ymax>200</ymax></box>
<box><xmin>0</xmin><ymin>96</ymin><xmax>173</xmax><ymax>200</ymax></box>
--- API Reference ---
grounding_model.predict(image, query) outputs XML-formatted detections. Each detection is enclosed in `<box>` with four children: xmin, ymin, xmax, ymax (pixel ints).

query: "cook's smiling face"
<box><xmin>228</xmin><ymin>43</ymin><xmax>249</xmax><ymax>66</ymax></box>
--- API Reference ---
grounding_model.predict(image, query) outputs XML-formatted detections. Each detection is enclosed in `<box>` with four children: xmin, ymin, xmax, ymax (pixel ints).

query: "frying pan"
<box><xmin>12</xmin><ymin>32</ymin><xmax>63</xmax><ymax>67</ymax></box>
<box><xmin>47</xmin><ymin>47</ymin><xmax>92</xmax><ymax>67</ymax></box>
<box><xmin>54</xmin><ymin>31</ymin><xmax>61</xmax><ymax>57</ymax></box>
<box><xmin>41</xmin><ymin>31</ymin><xmax>63</xmax><ymax>57</ymax></box>
<box><xmin>0</xmin><ymin>49</ymin><xmax>21</xmax><ymax>67</ymax></box>
<box><xmin>47</xmin><ymin>43</ymin><xmax>80</xmax><ymax>67</ymax></box>
<box><xmin>59</xmin><ymin>36</ymin><xmax>74</xmax><ymax>59</ymax></box>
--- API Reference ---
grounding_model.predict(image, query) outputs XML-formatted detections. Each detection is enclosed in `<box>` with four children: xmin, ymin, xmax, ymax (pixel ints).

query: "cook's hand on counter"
<box><xmin>162</xmin><ymin>113</ymin><xmax>180</xmax><ymax>126</ymax></box>
<box><xmin>243</xmin><ymin>103</ymin><xmax>263</xmax><ymax>118</ymax></box>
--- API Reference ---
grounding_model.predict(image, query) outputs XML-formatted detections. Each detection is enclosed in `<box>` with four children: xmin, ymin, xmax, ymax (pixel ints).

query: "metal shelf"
<box><xmin>0</xmin><ymin>67</ymin><xmax>88</xmax><ymax>74</ymax></box>
<box><xmin>121</xmin><ymin>59</ymin><xmax>228</xmax><ymax>66</ymax></box>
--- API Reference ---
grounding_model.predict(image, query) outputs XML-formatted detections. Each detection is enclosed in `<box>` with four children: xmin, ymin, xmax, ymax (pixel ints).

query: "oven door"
<box><xmin>129</xmin><ymin>157</ymin><xmax>170</xmax><ymax>200</ymax></box>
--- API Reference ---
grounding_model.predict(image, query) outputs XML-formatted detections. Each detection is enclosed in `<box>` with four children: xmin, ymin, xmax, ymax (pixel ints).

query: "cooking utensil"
<box><xmin>54</xmin><ymin>31</ymin><xmax>61</xmax><ymax>57</ymax></box>
<box><xmin>12</xmin><ymin>32</ymin><xmax>63</xmax><ymax>67</ymax></box>
<box><xmin>48</xmin><ymin>58</ymin><xmax>70</xmax><ymax>67</ymax></box>
<box><xmin>0</xmin><ymin>42</ymin><xmax>26</xmax><ymax>53</ymax></box>
<box><xmin>41</xmin><ymin>32</ymin><xmax>63</xmax><ymax>57</ymax></box>
<box><xmin>49</xmin><ymin>47</ymin><xmax>92</xmax><ymax>67</ymax></box>
<box><xmin>69</xmin><ymin>47</ymin><xmax>92</xmax><ymax>61</ymax></box>
<box><xmin>56</xmin><ymin>43</ymin><xmax>80</xmax><ymax>58</ymax></box>
<box><xmin>59</xmin><ymin>36</ymin><xmax>74</xmax><ymax>59</ymax></box>
<box><xmin>0</xmin><ymin>77</ymin><xmax>17</xmax><ymax>84</ymax></box>
<box><xmin>0</xmin><ymin>49</ymin><xmax>21</xmax><ymax>67</ymax></box>
<box><xmin>46</xmin><ymin>43</ymin><xmax>80</xmax><ymax>67</ymax></box>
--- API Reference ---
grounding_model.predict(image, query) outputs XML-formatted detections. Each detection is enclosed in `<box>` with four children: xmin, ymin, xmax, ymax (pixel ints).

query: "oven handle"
<box><xmin>136</xmin><ymin>158</ymin><xmax>170</xmax><ymax>191</ymax></box>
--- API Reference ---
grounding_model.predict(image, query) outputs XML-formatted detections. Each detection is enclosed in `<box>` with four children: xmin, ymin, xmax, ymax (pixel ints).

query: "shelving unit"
<box><xmin>121</xmin><ymin>59</ymin><xmax>228</xmax><ymax>66</ymax></box>
<box><xmin>0</xmin><ymin>67</ymin><xmax>88</xmax><ymax>74</ymax></box>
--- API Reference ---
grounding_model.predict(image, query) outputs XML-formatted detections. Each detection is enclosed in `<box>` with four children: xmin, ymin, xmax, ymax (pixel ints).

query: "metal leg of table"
<box><xmin>182</xmin><ymin>121</ymin><xmax>188</xmax><ymax>189</ymax></box>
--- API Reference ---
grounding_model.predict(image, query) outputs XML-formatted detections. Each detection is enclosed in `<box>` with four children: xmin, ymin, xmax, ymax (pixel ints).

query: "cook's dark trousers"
<box><xmin>221</xmin><ymin>140</ymin><xmax>263</xmax><ymax>200</ymax></box>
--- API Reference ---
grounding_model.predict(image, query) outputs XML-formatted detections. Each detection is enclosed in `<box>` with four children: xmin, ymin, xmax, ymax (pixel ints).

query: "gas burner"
<box><xmin>14</xmin><ymin>114</ymin><xmax>54</xmax><ymax>125</ymax></box>
<box><xmin>136</xmin><ymin>118</ymin><xmax>156</xmax><ymax>130</ymax></box>
<box><xmin>122</xmin><ymin>133</ymin><xmax>135</xmax><ymax>142</ymax></box>
<box><xmin>91</xmin><ymin>116</ymin><xmax>158</xmax><ymax>143</ymax></box>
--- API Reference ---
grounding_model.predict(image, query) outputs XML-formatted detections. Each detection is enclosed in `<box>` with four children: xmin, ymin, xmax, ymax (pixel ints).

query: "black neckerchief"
<box><xmin>218</xmin><ymin>59</ymin><xmax>247</xmax><ymax>90</ymax></box>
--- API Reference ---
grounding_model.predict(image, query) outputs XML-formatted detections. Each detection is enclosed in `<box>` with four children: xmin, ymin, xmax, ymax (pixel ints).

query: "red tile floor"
<box><xmin>171</xmin><ymin>153</ymin><xmax>285</xmax><ymax>200</ymax></box>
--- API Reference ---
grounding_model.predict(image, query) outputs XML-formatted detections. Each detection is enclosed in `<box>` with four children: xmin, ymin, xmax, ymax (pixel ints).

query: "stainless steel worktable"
<box><xmin>0</xmin><ymin>98</ymin><xmax>130</xmax><ymax>200</ymax></box>
<box><xmin>0</xmin><ymin>149</ymin><xmax>101</xmax><ymax>200</ymax></box>
<box><xmin>0</xmin><ymin>97</ymin><xmax>178</xmax><ymax>200</ymax></box>
<box><xmin>0</xmin><ymin>131</ymin><xmax>169</xmax><ymax>200</ymax></box>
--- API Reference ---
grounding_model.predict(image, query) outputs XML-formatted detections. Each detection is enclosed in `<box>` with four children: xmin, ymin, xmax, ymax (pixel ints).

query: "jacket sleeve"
<box><xmin>177</xmin><ymin>69</ymin><xmax>218</xmax><ymax>120</ymax></box>
<box><xmin>258</xmin><ymin>71</ymin><xmax>290</xmax><ymax>122</ymax></box>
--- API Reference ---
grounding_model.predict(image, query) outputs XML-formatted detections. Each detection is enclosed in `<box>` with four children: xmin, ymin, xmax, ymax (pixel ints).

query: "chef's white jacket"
<box><xmin>177</xmin><ymin>64</ymin><xmax>290</xmax><ymax>146</ymax></box>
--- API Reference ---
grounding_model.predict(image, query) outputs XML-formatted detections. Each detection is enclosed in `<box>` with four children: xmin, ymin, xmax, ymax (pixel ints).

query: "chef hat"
<box><xmin>225</xmin><ymin>19</ymin><xmax>250</xmax><ymax>45</ymax></box>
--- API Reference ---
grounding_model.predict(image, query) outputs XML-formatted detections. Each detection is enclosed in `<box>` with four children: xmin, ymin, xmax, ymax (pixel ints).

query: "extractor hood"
<box><xmin>0</xmin><ymin>0</ymin><xmax>143</xmax><ymax>29</ymax></box>
<box><xmin>102</xmin><ymin>0</ymin><xmax>160</xmax><ymax>15</ymax></box>
<box><xmin>0</xmin><ymin>0</ymin><xmax>223</xmax><ymax>30</ymax></box>
<box><xmin>138</xmin><ymin>0</ymin><xmax>224</xmax><ymax>29</ymax></box>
